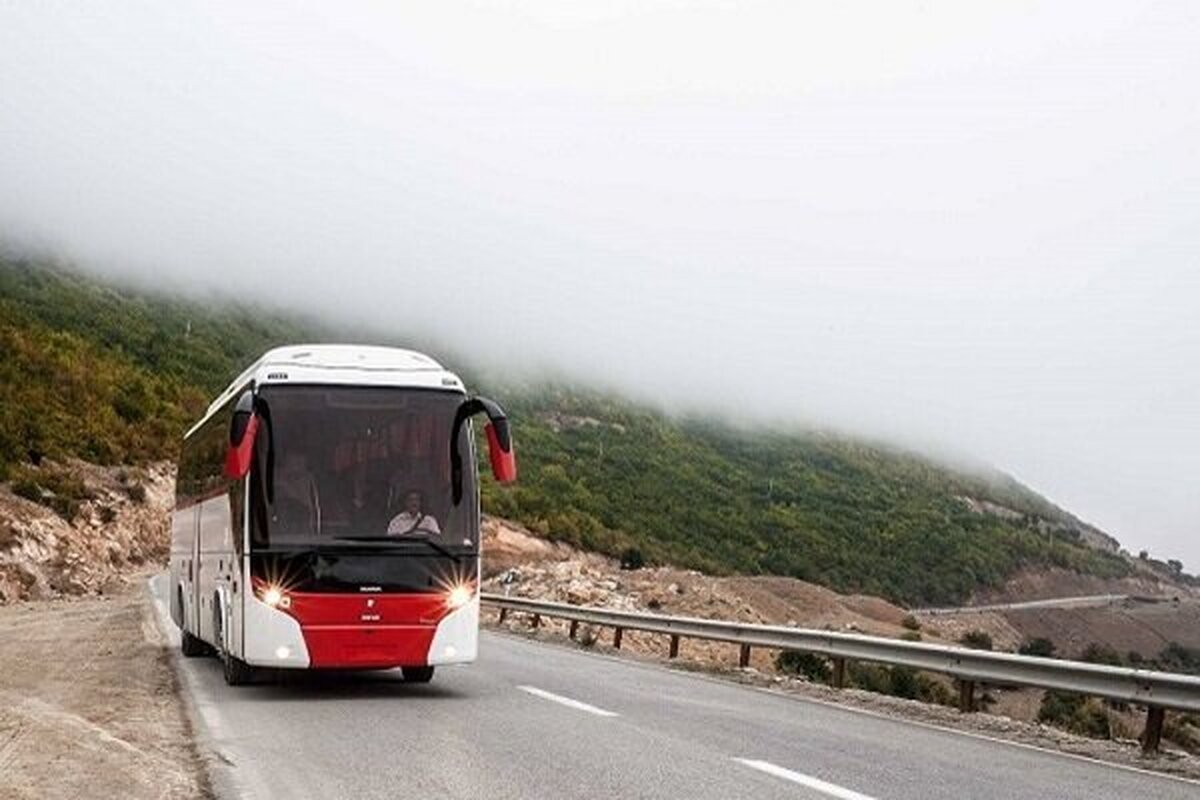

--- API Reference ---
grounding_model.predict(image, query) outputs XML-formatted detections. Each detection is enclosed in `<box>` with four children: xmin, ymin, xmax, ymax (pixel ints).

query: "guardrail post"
<box><xmin>568</xmin><ymin>620</ymin><xmax>579</xmax><ymax>640</ymax></box>
<box><xmin>498</xmin><ymin>607</ymin><xmax>507</xmax><ymax>623</ymax></box>
<box><xmin>958</xmin><ymin>680</ymin><xmax>976</xmax><ymax>713</ymax></box>
<box><xmin>669</xmin><ymin>634</ymin><xmax>680</xmax><ymax>659</ymax></box>
<box><xmin>613</xmin><ymin>627</ymin><xmax>623</xmax><ymax>649</ymax></box>
<box><xmin>739</xmin><ymin>643</ymin><xmax>751</xmax><ymax>668</ymax></box>
<box><xmin>531</xmin><ymin>613</ymin><xmax>541</xmax><ymax>629</ymax></box>
<box><xmin>831</xmin><ymin>657</ymin><xmax>846</xmax><ymax>689</ymax></box>
<box><xmin>1141</xmin><ymin>707</ymin><xmax>1165</xmax><ymax>755</ymax></box>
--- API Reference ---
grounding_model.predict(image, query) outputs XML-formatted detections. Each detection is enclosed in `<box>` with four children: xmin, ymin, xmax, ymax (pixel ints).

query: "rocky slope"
<box><xmin>0</xmin><ymin>461</ymin><xmax>173</xmax><ymax>603</ymax></box>
<box><xmin>481</xmin><ymin>515</ymin><xmax>946</xmax><ymax>672</ymax></box>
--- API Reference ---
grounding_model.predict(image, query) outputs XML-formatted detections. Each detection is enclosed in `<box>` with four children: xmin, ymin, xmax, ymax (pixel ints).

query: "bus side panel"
<box><xmin>232</xmin><ymin>481</ymin><xmax>250</xmax><ymax>660</ymax></box>
<box><xmin>169</xmin><ymin>506</ymin><xmax>198</xmax><ymax>632</ymax></box>
<box><xmin>197</xmin><ymin>492</ymin><xmax>235</xmax><ymax>651</ymax></box>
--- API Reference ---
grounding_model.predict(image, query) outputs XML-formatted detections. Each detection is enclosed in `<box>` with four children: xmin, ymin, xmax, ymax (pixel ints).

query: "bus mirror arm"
<box><xmin>256</xmin><ymin>396</ymin><xmax>275</xmax><ymax>503</ymax></box>
<box><xmin>224</xmin><ymin>391</ymin><xmax>260</xmax><ymax>480</ymax></box>
<box><xmin>451</xmin><ymin>396</ymin><xmax>517</xmax><ymax>505</ymax></box>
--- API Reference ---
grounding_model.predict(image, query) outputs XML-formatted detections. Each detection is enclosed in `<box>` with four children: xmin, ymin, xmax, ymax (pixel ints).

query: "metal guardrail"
<box><xmin>481</xmin><ymin>593</ymin><xmax>1200</xmax><ymax>753</ymax></box>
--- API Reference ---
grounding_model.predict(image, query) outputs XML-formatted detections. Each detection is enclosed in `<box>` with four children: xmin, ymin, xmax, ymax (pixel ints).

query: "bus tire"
<box><xmin>223</xmin><ymin>653</ymin><xmax>256</xmax><ymax>686</ymax></box>
<box><xmin>181</xmin><ymin>630</ymin><xmax>207</xmax><ymax>658</ymax></box>
<box><xmin>401</xmin><ymin>666</ymin><xmax>434</xmax><ymax>683</ymax></box>
<box><xmin>214</xmin><ymin>599</ymin><xmax>254</xmax><ymax>686</ymax></box>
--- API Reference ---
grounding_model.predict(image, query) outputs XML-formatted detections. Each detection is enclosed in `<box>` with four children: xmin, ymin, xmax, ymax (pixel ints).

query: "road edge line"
<box><xmin>146</xmin><ymin>574</ymin><xmax>251</xmax><ymax>800</ymax></box>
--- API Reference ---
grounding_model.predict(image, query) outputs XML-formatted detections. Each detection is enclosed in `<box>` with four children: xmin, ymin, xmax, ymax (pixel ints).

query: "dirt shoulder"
<box><xmin>0</xmin><ymin>573</ymin><xmax>210</xmax><ymax>800</ymax></box>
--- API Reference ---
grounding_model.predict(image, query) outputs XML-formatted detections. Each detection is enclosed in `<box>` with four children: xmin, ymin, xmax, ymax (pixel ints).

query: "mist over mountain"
<box><xmin>1</xmin><ymin>2</ymin><xmax>1197</xmax><ymax>568</ymax></box>
<box><xmin>6</xmin><ymin>259</ymin><xmax>1194</xmax><ymax>605</ymax></box>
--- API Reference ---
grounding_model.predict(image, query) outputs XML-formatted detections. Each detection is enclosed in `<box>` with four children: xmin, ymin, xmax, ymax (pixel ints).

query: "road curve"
<box><xmin>916</xmin><ymin>594</ymin><xmax>1133</xmax><ymax>615</ymax></box>
<box><xmin>149</xmin><ymin>579</ymin><xmax>1195</xmax><ymax>800</ymax></box>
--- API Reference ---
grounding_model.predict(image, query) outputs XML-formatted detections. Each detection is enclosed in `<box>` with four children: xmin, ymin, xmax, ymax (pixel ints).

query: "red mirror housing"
<box><xmin>224</xmin><ymin>414</ymin><xmax>259</xmax><ymax>480</ymax></box>
<box><xmin>451</xmin><ymin>395</ymin><xmax>516</xmax><ymax>503</ymax></box>
<box><xmin>485</xmin><ymin>422</ymin><xmax>517</xmax><ymax>483</ymax></box>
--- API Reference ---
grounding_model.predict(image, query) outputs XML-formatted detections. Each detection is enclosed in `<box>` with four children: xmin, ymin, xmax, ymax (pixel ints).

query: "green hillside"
<box><xmin>483</xmin><ymin>392</ymin><xmax>1131</xmax><ymax>603</ymax></box>
<box><xmin>0</xmin><ymin>257</ymin><xmax>1135</xmax><ymax>604</ymax></box>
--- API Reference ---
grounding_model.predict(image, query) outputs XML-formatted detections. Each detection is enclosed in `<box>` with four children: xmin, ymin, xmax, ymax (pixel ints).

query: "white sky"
<box><xmin>1</xmin><ymin>2</ymin><xmax>1197</xmax><ymax>568</ymax></box>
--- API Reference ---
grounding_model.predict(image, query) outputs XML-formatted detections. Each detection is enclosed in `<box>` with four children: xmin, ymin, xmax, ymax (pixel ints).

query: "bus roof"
<box><xmin>187</xmin><ymin>344</ymin><xmax>464</xmax><ymax>439</ymax></box>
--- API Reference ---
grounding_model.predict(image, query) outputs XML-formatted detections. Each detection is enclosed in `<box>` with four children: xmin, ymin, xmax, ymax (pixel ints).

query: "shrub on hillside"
<box><xmin>901</xmin><ymin>614</ymin><xmax>921</xmax><ymax>631</ymax></box>
<box><xmin>847</xmin><ymin>663</ymin><xmax>955</xmax><ymax>706</ymax></box>
<box><xmin>959</xmin><ymin>630</ymin><xmax>993</xmax><ymax>651</ymax></box>
<box><xmin>1018</xmin><ymin>637</ymin><xmax>1056</xmax><ymax>658</ymax></box>
<box><xmin>11</xmin><ymin>478</ymin><xmax>42</xmax><ymax>503</ymax></box>
<box><xmin>775</xmin><ymin>650</ymin><xmax>831</xmax><ymax>683</ymax></box>
<box><xmin>8</xmin><ymin>466</ymin><xmax>93</xmax><ymax>521</ymax></box>
<box><xmin>1164</xmin><ymin>712</ymin><xmax>1200</xmax><ymax>753</ymax></box>
<box><xmin>1155</xmin><ymin>642</ymin><xmax>1200</xmax><ymax>676</ymax></box>
<box><xmin>619</xmin><ymin>547</ymin><xmax>645</xmax><ymax>570</ymax></box>
<box><xmin>1038</xmin><ymin>690</ymin><xmax>1111</xmax><ymax>739</ymax></box>
<box><xmin>1079</xmin><ymin>642</ymin><xmax>1124</xmax><ymax>667</ymax></box>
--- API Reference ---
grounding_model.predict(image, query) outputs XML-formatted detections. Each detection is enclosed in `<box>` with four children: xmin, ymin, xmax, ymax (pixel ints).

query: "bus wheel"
<box><xmin>215</xmin><ymin>610</ymin><xmax>254</xmax><ymax>685</ymax></box>
<box><xmin>181</xmin><ymin>630</ymin><xmax>208</xmax><ymax>658</ymax></box>
<box><xmin>401</xmin><ymin>666</ymin><xmax>434</xmax><ymax>683</ymax></box>
<box><xmin>223</xmin><ymin>653</ymin><xmax>256</xmax><ymax>686</ymax></box>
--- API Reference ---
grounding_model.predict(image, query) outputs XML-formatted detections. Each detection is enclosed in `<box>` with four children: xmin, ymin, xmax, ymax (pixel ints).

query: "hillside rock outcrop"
<box><xmin>0</xmin><ymin>461</ymin><xmax>173</xmax><ymax>603</ymax></box>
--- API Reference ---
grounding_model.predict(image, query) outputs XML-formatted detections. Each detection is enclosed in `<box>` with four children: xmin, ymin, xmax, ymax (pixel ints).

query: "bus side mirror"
<box><xmin>451</xmin><ymin>395</ymin><xmax>517</xmax><ymax>503</ymax></box>
<box><xmin>485</xmin><ymin>420</ymin><xmax>517</xmax><ymax>483</ymax></box>
<box><xmin>224</xmin><ymin>391</ymin><xmax>258</xmax><ymax>480</ymax></box>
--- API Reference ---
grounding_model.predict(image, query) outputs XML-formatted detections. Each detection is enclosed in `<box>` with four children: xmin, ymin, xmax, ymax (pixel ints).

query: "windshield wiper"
<box><xmin>332</xmin><ymin>535</ymin><xmax>458</xmax><ymax>559</ymax></box>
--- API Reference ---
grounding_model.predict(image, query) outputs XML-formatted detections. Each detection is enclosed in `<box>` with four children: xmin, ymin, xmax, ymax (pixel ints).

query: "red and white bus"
<box><xmin>168</xmin><ymin>345</ymin><xmax>516</xmax><ymax>685</ymax></box>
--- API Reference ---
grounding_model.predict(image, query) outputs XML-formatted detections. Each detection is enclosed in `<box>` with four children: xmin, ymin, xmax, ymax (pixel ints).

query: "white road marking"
<box><xmin>517</xmin><ymin>685</ymin><xmax>619</xmax><ymax>717</ymax></box>
<box><xmin>735</xmin><ymin>759</ymin><xmax>877</xmax><ymax>800</ymax></box>
<box><xmin>492</xmin><ymin>631</ymin><xmax>1200</xmax><ymax>790</ymax></box>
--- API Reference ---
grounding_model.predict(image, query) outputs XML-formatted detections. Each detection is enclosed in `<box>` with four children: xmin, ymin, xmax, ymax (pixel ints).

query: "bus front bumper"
<box><xmin>244</xmin><ymin>594</ymin><xmax>479</xmax><ymax>669</ymax></box>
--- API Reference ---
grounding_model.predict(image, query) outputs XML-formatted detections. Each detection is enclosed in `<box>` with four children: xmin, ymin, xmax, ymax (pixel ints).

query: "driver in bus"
<box><xmin>386</xmin><ymin>490</ymin><xmax>440</xmax><ymax>536</ymax></box>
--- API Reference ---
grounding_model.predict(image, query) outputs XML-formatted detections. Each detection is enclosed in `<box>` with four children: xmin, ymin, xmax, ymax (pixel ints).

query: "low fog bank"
<box><xmin>14</xmin><ymin>242</ymin><xmax>1194</xmax><ymax>571</ymax></box>
<box><xmin>1</xmin><ymin>2</ymin><xmax>1197</xmax><ymax>568</ymax></box>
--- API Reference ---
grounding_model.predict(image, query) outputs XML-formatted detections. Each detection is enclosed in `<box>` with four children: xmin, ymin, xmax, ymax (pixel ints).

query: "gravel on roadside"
<box><xmin>0</xmin><ymin>574</ymin><xmax>210</xmax><ymax>800</ymax></box>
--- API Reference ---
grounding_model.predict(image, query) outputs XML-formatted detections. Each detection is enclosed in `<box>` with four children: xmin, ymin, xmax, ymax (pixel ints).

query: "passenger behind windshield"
<box><xmin>272</xmin><ymin>451</ymin><xmax>320</xmax><ymax>536</ymax></box>
<box><xmin>387</xmin><ymin>490</ymin><xmax>441</xmax><ymax>536</ymax></box>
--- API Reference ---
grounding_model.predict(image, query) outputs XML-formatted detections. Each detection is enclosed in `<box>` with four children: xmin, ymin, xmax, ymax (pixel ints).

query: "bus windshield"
<box><xmin>250</xmin><ymin>385</ymin><xmax>478</xmax><ymax>553</ymax></box>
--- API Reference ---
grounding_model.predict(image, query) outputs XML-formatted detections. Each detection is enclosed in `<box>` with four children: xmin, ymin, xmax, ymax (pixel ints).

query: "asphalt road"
<box><xmin>149</xmin><ymin>579</ymin><xmax>1196</xmax><ymax>800</ymax></box>
<box><xmin>916</xmin><ymin>594</ymin><xmax>1132</xmax><ymax>615</ymax></box>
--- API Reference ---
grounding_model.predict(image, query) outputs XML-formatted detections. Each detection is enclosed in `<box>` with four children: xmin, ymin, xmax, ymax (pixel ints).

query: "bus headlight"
<box><xmin>446</xmin><ymin>584</ymin><xmax>473</xmax><ymax>610</ymax></box>
<box><xmin>260</xmin><ymin>585</ymin><xmax>291</xmax><ymax>609</ymax></box>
